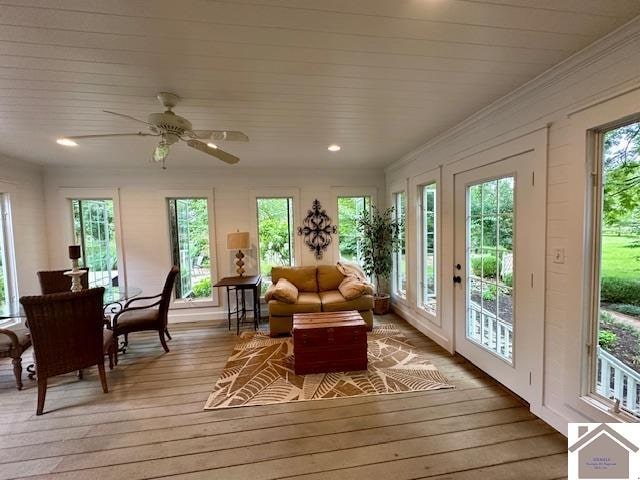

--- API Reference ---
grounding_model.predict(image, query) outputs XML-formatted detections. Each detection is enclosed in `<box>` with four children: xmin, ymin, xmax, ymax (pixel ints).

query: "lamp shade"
<box><xmin>227</xmin><ymin>231</ymin><xmax>250</xmax><ymax>250</ymax></box>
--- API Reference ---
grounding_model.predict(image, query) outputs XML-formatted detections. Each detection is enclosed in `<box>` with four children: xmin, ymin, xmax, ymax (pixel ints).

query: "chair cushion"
<box><xmin>102</xmin><ymin>329</ymin><xmax>114</xmax><ymax>352</ymax></box>
<box><xmin>0</xmin><ymin>328</ymin><xmax>30</xmax><ymax>353</ymax></box>
<box><xmin>268</xmin><ymin>292</ymin><xmax>322</xmax><ymax>316</ymax></box>
<box><xmin>319</xmin><ymin>290</ymin><xmax>373</xmax><ymax>312</ymax></box>
<box><xmin>272</xmin><ymin>278</ymin><xmax>298</xmax><ymax>304</ymax></box>
<box><xmin>271</xmin><ymin>266</ymin><xmax>318</xmax><ymax>292</ymax></box>
<box><xmin>116</xmin><ymin>308</ymin><xmax>160</xmax><ymax>332</ymax></box>
<box><xmin>317</xmin><ymin>265</ymin><xmax>345</xmax><ymax>291</ymax></box>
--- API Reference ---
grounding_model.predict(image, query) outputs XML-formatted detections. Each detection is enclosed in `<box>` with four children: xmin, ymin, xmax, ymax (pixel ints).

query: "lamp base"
<box><xmin>235</xmin><ymin>250</ymin><xmax>246</xmax><ymax>277</ymax></box>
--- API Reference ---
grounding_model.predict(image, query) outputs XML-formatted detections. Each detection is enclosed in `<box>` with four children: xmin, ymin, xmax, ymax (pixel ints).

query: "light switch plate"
<box><xmin>552</xmin><ymin>247</ymin><xmax>565</xmax><ymax>264</ymax></box>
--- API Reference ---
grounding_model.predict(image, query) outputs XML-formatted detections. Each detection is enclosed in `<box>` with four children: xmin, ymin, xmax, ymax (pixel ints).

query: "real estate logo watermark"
<box><xmin>569</xmin><ymin>423</ymin><xmax>640</xmax><ymax>479</ymax></box>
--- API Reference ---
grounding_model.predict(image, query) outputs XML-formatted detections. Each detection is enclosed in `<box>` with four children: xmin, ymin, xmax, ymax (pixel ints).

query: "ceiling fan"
<box><xmin>58</xmin><ymin>92</ymin><xmax>248</xmax><ymax>169</ymax></box>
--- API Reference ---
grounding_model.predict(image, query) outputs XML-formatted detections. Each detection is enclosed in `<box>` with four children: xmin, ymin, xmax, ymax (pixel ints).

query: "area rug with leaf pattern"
<box><xmin>204</xmin><ymin>324</ymin><xmax>454</xmax><ymax>409</ymax></box>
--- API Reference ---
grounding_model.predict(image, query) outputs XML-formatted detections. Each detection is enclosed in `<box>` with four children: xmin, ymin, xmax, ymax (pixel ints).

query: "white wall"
<box><xmin>385</xmin><ymin>17</ymin><xmax>640</xmax><ymax>434</ymax></box>
<box><xmin>0</xmin><ymin>155</ymin><xmax>49</xmax><ymax>298</ymax></box>
<box><xmin>43</xmin><ymin>165</ymin><xmax>383</xmax><ymax>321</ymax></box>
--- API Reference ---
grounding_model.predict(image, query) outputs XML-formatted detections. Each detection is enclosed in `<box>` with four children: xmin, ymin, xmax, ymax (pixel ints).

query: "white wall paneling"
<box><xmin>44</xmin><ymin>166</ymin><xmax>384</xmax><ymax>322</ymax></box>
<box><xmin>385</xmin><ymin>18</ymin><xmax>640</xmax><ymax>434</ymax></box>
<box><xmin>0</xmin><ymin>156</ymin><xmax>49</xmax><ymax>297</ymax></box>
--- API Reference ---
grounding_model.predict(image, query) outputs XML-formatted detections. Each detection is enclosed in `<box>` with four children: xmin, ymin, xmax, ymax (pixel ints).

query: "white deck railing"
<box><xmin>468</xmin><ymin>306</ymin><xmax>512</xmax><ymax>361</ymax></box>
<box><xmin>468</xmin><ymin>304</ymin><xmax>640</xmax><ymax>414</ymax></box>
<box><xmin>597</xmin><ymin>347</ymin><xmax>640</xmax><ymax>414</ymax></box>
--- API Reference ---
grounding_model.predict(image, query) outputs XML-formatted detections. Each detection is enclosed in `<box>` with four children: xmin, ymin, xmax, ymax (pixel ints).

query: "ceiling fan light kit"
<box><xmin>56</xmin><ymin>92</ymin><xmax>248</xmax><ymax>169</ymax></box>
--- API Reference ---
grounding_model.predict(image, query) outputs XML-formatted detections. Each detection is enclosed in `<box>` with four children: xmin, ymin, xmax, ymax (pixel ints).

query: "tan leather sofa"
<box><xmin>267</xmin><ymin>265</ymin><xmax>374</xmax><ymax>336</ymax></box>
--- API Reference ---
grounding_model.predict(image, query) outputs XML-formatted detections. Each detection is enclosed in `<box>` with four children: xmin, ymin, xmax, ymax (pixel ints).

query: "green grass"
<box><xmin>601</xmin><ymin>235</ymin><xmax>640</xmax><ymax>279</ymax></box>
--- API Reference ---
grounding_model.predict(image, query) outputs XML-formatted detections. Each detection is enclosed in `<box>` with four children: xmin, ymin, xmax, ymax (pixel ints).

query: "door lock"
<box><xmin>453</xmin><ymin>275</ymin><xmax>462</xmax><ymax>284</ymax></box>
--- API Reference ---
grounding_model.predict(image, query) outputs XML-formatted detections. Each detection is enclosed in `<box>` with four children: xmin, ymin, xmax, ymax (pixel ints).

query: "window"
<box><xmin>591</xmin><ymin>119</ymin><xmax>640</xmax><ymax>416</ymax></box>
<box><xmin>466</xmin><ymin>177</ymin><xmax>514</xmax><ymax>362</ymax></box>
<box><xmin>72</xmin><ymin>199</ymin><xmax>119</xmax><ymax>288</ymax></box>
<box><xmin>256</xmin><ymin>197</ymin><xmax>295</xmax><ymax>292</ymax></box>
<box><xmin>0</xmin><ymin>194</ymin><xmax>16</xmax><ymax>315</ymax></box>
<box><xmin>337</xmin><ymin>196</ymin><xmax>371</xmax><ymax>263</ymax></box>
<box><xmin>392</xmin><ymin>191</ymin><xmax>406</xmax><ymax>298</ymax></box>
<box><xmin>168</xmin><ymin>198</ymin><xmax>212</xmax><ymax>301</ymax></box>
<box><xmin>420</xmin><ymin>183</ymin><xmax>437</xmax><ymax>315</ymax></box>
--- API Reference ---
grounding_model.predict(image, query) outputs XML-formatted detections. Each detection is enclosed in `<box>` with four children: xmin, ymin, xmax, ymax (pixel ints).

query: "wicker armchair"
<box><xmin>113</xmin><ymin>267</ymin><xmax>179</xmax><ymax>353</ymax></box>
<box><xmin>20</xmin><ymin>288</ymin><xmax>110</xmax><ymax>415</ymax></box>
<box><xmin>0</xmin><ymin>325</ymin><xmax>32</xmax><ymax>390</ymax></box>
<box><xmin>37</xmin><ymin>268</ymin><xmax>90</xmax><ymax>294</ymax></box>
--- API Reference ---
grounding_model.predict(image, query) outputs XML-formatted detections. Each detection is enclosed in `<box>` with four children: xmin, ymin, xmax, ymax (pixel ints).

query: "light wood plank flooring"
<box><xmin>0</xmin><ymin>314</ymin><xmax>568</xmax><ymax>479</ymax></box>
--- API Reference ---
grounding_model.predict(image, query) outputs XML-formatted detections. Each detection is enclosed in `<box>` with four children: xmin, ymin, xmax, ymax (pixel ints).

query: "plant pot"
<box><xmin>373</xmin><ymin>294</ymin><xmax>391</xmax><ymax>315</ymax></box>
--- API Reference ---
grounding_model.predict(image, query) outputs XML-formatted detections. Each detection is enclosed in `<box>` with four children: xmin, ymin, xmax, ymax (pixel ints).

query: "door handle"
<box><xmin>453</xmin><ymin>275</ymin><xmax>462</xmax><ymax>284</ymax></box>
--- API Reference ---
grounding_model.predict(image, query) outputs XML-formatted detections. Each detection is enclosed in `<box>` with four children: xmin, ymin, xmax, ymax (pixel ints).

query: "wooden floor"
<box><xmin>0</xmin><ymin>314</ymin><xmax>567</xmax><ymax>479</ymax></box>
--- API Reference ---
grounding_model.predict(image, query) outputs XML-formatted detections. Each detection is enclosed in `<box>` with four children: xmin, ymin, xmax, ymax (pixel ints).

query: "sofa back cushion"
<box><xmin>271</xmin><ymin>266</ymin><xmax>318</xmax><ymax>292</ymax></box>
<box><xmin>317</xmin><ymin>265</ymin><xmax>345</xmax><ymax>291</ymax></box>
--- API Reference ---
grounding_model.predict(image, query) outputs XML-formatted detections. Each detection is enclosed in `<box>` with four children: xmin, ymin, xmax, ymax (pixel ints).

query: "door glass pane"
<box><xmin>257</xmin><ymin>197</ymin><xmax>295</xmax><ymax>293</ymax></box>
<box><xmin>421</xmin><ymin>183</ymin><xmax>437</xmax><ymax>314</ymax></box>
<box><xmin>466</xmin><ymin>176</ymin><xmax>514</xmax><ymax>362</ymax></box>
<box><xmin>168</xmin><ymin>198</ymin><xmax>211</xmax><ymax>300</ymax></box>
<box><xmin>393</xmin><ymin>191</ymin><xmax>406</xmax><ymax>298</ymax></box>
<box><xmin>72</xmin><ymin>199</ymin><xmax>118</xmax><ymax>288</ymax></box>
<box><xmin>595</xmin><ymin>120</ymin><xmax>640</xmax><ymax>415</ymax></box>
<box><xmin>337</xmin><ymin>196</ymin><xmax>370</xmax><ymax>264</ymax></box>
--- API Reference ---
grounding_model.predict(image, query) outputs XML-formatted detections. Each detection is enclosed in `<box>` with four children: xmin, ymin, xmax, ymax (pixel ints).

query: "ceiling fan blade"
<box><xmin>103</xmin><ymin>110</ymin><xmax>151</xmax><ymax>125</ymax></box>
<box><xmin>66</xmin><ymin>132</ymin><xmax>157</xmax><ymax>140</ymax></box>
<box><xmin>188</xmin><ymin>130</ymin><xmax>249</xmax><ymax>142</ymax></box>
<box><xmin>186</xmin><ymin>139</ymin><xmax>239</xmax><ymax>164</ymax></box>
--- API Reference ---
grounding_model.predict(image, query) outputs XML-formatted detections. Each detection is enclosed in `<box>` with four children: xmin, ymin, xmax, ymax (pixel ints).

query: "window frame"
<box><xmin>390</xmin><ymin>188</ymin><xmax>407</xmax><ymax>301</ymax></box>
<box><xmin>408</xmin><ymin>169</ymin><xmax>442</xmax><ymax>326</ymax></box>
<box><xmin>0</xmin><ymin>191</ymin><xmax>18</xmax><ymax>309</ymax></box>
<box><xmin>60</xmin><ymin>188</ymin><xmax>127</xmax><ymax>289</ymax></box>
<box><xmin>587</xmin><ymin>116</ymin><xmax>640</xmax><ymax>417</ymax></box>
<box><xmin>250</xmin><ymin>188</ymin><xmax>301</xmax><ymax>295</ymax></box>
<box><xmin>164</xmin><ymin>189</ymin><xmax>219</xmax><ymax>309</ymax></box>
<box><xmin>331</xmin><ymin>186</ymin><xmax>378</xmax><ymax>264</ymax></box>
<box><xmin>336</xmin><ymin>194</ymin><xmax>372</xmax><ymax>264</ymax></box>
<box><xmin>563</xmin><ymin>88</ymin><xmax>640</xmax><ymax>426</ymax></box>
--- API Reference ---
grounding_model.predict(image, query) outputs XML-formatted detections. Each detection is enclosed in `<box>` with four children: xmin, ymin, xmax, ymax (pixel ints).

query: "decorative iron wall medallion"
<box><xmin>297</xmin><ymin>199</ymin><xmax>337</xmax><ymax>259</ymax></box>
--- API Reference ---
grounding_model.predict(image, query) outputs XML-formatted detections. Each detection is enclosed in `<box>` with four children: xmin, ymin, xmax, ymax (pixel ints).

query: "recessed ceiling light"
<box><xmin>56</xmin><ymin>138</ymin><xmax>78</xmax><ymax>147</ymax></box>
<box><xmin>207</xmin><ymin>143</ymin><xmax>218</xmax><ymax>149</ymax></box>
<box><xmin>328</xmin><ymin>144</ymin><xmax>341</xmax><ymax>152</ymax></box>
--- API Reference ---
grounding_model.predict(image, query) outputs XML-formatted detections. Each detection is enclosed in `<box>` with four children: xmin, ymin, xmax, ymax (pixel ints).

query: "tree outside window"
<box><xmin>338</xmin><ymin>196</ymin><xmax>371</xmax><ymax>264</ymax></box>
<box><xmin>257</xmin><ymin>197</ymin><xmax>294</xmax><ymax>293</ymax></box>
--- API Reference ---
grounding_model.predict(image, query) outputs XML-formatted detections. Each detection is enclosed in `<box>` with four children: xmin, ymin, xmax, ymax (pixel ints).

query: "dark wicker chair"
<box><xmin>20</xmin><ymin>288</ymin><xmax>110</xmax><ymax>415</ymax></box>
<box><xmin>0</xmin><ymin>325</ymin><xmax>32</xmax><ymax>390</ymax></box>
<box><xmin>113</xmin><ymin>267</ymin><xmax>179</xmax><ymax>353</ymax></box>
<box><xmin>37</xmin><ymin>268</ymin><xmax>90</xmax><ymax>294</ymax></box>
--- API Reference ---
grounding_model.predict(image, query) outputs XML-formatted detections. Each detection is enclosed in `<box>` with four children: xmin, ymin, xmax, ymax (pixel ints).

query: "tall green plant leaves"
<box><xmin>356</xmin><ymin>206</ymin><xmax>403</xmax><ymax>295</ymax></box>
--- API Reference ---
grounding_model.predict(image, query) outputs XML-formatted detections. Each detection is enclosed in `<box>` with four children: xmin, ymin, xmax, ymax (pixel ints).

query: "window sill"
<box><xmin>577</xmin><ymin>395</ymin><xmax>639</xmax><ymax>423</ymax></box>
<box><xmin>171</xmin><ymin>299</ymin><xmax>219</xmax><ymax>309</ymax></box>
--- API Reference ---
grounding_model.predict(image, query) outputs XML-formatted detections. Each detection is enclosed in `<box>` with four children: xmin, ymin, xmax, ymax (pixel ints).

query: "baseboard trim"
<box><xmin>391</xmin><ymin>303</ymin><xmax>453</xmax><ymax>353</ymax></box>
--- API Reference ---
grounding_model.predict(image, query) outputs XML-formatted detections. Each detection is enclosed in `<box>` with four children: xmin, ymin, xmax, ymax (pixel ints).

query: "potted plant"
<box><xmin>357</xmin><ymin>206</ymin><xmax>403</xmax><ymax>315</ymax></box>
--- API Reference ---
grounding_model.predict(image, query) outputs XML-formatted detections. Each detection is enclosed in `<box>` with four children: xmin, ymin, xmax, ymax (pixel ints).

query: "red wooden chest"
<box><xmin>292</xmin><ymin>311</ymin><xmax>368</xmax><ymax>375</ymax></box>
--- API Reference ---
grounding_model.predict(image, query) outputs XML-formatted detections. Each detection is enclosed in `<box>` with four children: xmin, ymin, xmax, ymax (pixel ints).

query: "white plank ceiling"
<box><xmin>0</xmin><ymin>0</ymin><xmax>639</xmax><ymax>169</ymax></box>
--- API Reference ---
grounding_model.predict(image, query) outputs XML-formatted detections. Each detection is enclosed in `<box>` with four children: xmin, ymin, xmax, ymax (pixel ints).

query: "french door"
<box><xmin>454</xmin><ymin>151</ymin><xmax>544</xmax><ymax>405</ymax></box>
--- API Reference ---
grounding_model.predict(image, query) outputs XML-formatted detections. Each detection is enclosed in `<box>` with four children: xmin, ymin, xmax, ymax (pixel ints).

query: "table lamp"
<box><xmin>227</xmin><ymin>231</ymin><xmax>250</xmax><ymax>277</ymax></box>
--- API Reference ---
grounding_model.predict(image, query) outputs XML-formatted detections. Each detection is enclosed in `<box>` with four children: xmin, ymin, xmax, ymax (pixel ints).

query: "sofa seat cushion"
<box><xmin>319</xmin><ymin>290</ymin><xmax>373</xmax><ymax>312</ymax></box>
<box><xmin>269</xmin><ymin>292</ymin><xmax>322</xmax><ymax>316</ymax></box>
<box><xmin>116</xmin><ymin>308</ymin><xmax>159</xmax><ymax>332</ymax></box>
<box><xmin>317</xmin><ymin>265</ymin><xmax>345</xmax><ymax>291</ymax></box>
<box><xmin>0</xmin><ymin>328</ymin><xmax>30</xmax><ymax>353</ymax></box>
<box><xmin>271</xmin><ymin>266</ymin><xmax>318</xmax><ymax>292</ymax></box>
